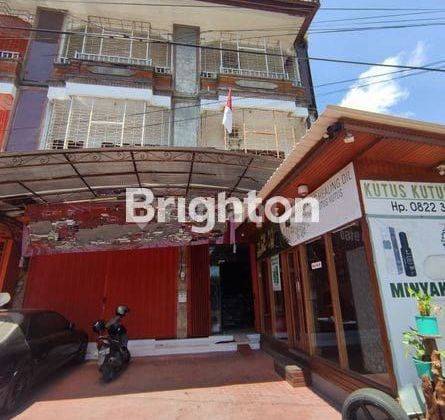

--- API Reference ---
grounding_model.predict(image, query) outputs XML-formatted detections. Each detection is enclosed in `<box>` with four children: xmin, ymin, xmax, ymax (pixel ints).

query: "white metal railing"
<box><xmin>74</xmin><ymin>51</ymin><xmax>152</xmax><ymax>67</ymax></box>
<box><xmin>220</xmin><ymin>66</ymin><xmax>290</xmax><ymax>80</ymax></box>
<box><xmin>0</xmin><ymin>50</ymin><xmax>20</xmax><ymax>59</ymax></box>
<box><xmin>54</xmin><ymin>56</ymin><xmax>70</xmax><ymax>65</ymax></box>
<box><xmin>200</xmin><ymin>37</ymin><xmax>301</xmax><ymax>84</ymax></box>
<box><xmin>153</xmin><ymin>65</ymin><xmax>171</xmax><ymax>74</ymax></box>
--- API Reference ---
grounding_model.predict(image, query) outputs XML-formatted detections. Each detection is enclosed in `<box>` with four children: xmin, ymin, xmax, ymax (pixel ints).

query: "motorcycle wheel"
<box><xmin>101</xmin><ymin>363</ymin><xmax>115</xmax><ymax>382</ymax></box>
<box><xmin>342</xmin><ymin>388</ymin><xmax>409</xmax><ymax>420</ymax></box>
<box><xmin>122</xmin><ymin>347</ymin><xmax>131</xmax><ymax>364</ymax></box>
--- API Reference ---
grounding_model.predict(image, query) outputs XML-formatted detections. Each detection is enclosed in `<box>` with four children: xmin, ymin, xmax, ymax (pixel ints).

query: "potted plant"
<box><xmin>402</xmin><ymin>329</ymin><xmax>432</xmax><ymax>379</ymax></box>
<box><xmin>408</xmin><ymin>288</ymin><xmax>440</xmax><ymax>336</ymax></box>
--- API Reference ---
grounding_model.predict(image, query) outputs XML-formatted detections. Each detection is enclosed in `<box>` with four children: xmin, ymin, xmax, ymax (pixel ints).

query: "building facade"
<box><xmin>249</xmin><ymin>106</ymin><xmax>445</xmax><ymax>413</ymax></box>
<box><xmin>0</xmin><ymin>0</ymin><xmax>319</xmax><ymax>350</ymax></box>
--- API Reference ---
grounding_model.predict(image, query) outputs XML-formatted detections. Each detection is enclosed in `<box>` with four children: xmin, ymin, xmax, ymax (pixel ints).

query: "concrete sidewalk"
<box><xmin>10</xmin><ymin>351</ymin><xmax>340</xmax><ymax>420</ymax></box>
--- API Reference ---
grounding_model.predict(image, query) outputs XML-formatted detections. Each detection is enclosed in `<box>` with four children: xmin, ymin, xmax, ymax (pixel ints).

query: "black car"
<box><xmin>0</xmin><ymin>309</ymin><xmax>88</xmax><ymax>413</ymax></box>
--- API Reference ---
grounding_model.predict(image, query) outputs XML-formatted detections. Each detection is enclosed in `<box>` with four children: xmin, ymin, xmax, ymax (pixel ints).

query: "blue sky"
<box><xmin>308</xmin><ymin>0</ymin><xmax>445</xmax><ymax>123</ymax></box>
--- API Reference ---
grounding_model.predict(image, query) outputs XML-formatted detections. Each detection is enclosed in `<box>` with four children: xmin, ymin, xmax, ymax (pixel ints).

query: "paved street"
<box><xmin>8</xmin><ymin>351</ymin><xmax>340</xmax><ymax>420</ymax></box>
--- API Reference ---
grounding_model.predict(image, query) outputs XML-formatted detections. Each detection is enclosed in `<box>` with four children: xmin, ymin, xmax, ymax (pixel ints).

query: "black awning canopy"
<box><xmin>0</xmin><ymin>147</ymin><xmax>281</xmax><ymax>213</ymax></box>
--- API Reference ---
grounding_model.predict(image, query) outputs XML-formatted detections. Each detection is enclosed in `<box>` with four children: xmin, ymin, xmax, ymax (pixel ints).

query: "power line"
<box><xmin>319</xmin><ymin>7</ymin><xmax>445</xmax><ymax>11</ymax></box>
<box><xmin>314</xmin><ymin>60</ymin><xmax>445</xmax><ymax>89</ymax></box>
<box><xmin>1</xmin><ymin>24</ymin><xmax>445</xmax><ymax>74</ymax></box>
<box><xmin>316</xmin><ymin>62</ymin><xmax>445</xmax><ymax>97</ymax></box>
<box><xmin>312</xmin><ymin>10</ymin><xmax>445</xmax><ymax>24</ymax></box>
<box><xmin>311</xmin><ymin>16</ymin><xmax>445</xmax><ymax>27</ymax></box>
<box><xmin>309</xmin><ymin>21</ymin><xmax>445</xmax><ymax>34</ymax></box>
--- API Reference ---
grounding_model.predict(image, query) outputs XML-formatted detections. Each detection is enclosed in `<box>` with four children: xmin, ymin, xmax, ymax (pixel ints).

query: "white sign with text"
<box><xmin>280</xmin><ymin>162</ymin><xmax>362</xmax><ymax>246</ymax></box>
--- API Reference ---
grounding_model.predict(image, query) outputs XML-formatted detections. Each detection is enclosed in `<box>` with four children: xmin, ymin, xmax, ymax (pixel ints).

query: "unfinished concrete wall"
<box><xmin>172</xmin><ymin>25</ymin><xmax>200</xmax><ymax>147</ymax></box>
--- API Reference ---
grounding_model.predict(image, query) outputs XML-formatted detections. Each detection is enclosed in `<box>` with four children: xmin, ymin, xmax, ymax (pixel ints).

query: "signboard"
<box><xmin>362</xmin><ymin>180</ymin><xmax>445</xmax><ymax>413</ymax></box>
<box><xmin>280</xmin><ymin>163</ymin><xmax>362</xmax><ymax>246</ymax></box>
<box><xmin>257</xmin><ymin>222</ymin><xmax>289</xmax><ymax>259</ymax></box>
<box><xmin>270</xmin><ymin>255</ymin><xmax>282</xmax><ymax>291</ymax></box>
<box><xmin>361</xmin><ymin>180</ymin><xmax>445</xmax><ymax>217</ymax></box>
<box><xmin>311</xmin><ymin>261</ymin><xmax>322</xmax><ymax>270</ymax></box>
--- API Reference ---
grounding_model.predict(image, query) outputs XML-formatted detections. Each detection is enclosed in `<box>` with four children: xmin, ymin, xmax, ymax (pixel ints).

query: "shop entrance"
<box><xmin>210</xmin><ymin>245</ymin><xmax>254</xmax><ymax>334</ymax></box>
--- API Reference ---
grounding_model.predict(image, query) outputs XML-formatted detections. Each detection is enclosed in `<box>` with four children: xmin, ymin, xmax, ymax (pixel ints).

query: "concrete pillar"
<box><xmin>7</xmin><ymin>8</ymin><xmax>66</xmax><ymax>151</ymax></box>
<box><xmin>171</xmin><ymin>25</ymin><xmax>200</xmax><ymax>147</ymax></box>
<box><xmin>176</xmin><ymin>246</ymin><xmax>188</xmax><ymax>338</ymax></box>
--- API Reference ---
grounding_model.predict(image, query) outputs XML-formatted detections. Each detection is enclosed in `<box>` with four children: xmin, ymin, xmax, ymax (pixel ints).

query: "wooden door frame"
<box><xmin>281</xmin><ymin>248</ymin><xmax>309</xmax><ymax>352</ymax></box>
<box><xmin>249</xmin><ymin>244</ymin><xmax>261</xmax><ymax>332</ymax></box>
<box><xmin>280</xmin><ymin>251</ymin><xmax>296</xmax><ymax>347</ymax></box>
<box><xmin>0</xmin><ymin>239</ymin><xmax>13</xmax><ymax>293</ymax></box>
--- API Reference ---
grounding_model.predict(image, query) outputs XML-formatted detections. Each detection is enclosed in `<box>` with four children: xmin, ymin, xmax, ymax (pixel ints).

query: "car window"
<box><xmin>28</xmin><ymin>312</ymin><xmax>68</xmax><ymax>339</ymax></box>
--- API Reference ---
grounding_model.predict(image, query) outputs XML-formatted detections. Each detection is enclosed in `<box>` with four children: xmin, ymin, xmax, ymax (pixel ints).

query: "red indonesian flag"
<box><xmin>222</xmin><ymin>88</ymin><xmax>233</xmax><ymax>134</ymax></box>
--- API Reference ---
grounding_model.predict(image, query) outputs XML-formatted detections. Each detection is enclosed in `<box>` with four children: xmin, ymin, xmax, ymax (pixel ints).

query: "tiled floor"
<box><xmin>9</xmin><ymin>351</ymin><xmax>340</xmax><ymax>420</ymax></box>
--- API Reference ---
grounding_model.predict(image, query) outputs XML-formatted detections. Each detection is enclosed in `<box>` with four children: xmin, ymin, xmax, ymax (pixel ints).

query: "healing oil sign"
<box><xmin>361</xmin><ymin>179</ymin><xmax>445</xmax><ymax>413</ymax></box>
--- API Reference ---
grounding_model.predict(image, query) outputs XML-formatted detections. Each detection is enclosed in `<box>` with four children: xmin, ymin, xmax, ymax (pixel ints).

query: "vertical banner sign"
<box><xmin>271</xmin><ymin>254</ymin><xmax>282</xmax><ymax>291</ymax></box>
<box><xmin>361</xmin><ymin>180</ymin><xmax>445</xmax><ymax>413</ymax></box>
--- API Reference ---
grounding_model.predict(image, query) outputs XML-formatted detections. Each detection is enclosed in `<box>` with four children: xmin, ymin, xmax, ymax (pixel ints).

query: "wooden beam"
<box><xmin>292</xmin><ymin>249</ymin><xmax>309</xmax><ymax>352</ymax></box>
<box><xmin>298</xmin><ymin>245</ymin><xmax>316</xmax><ymax>355</ymax></box>
<box><xmin>324</xmin><ymin>233</ymin><xmax>349</xmax><ymax>370</ymax></box>
<box><xmin>0</xmin><ymin>239</ymin><xmax>12</xmax><ymax>293</ymax></box>
<box><xmin>249</xmin><ymin>244</ymin><xmax>261</xmax><ymax>332</ymax></box>
<box><xmin>280</xmin><ymin>252</ymin><xmax>296</xmax><ymax>348</ymax></box>
<box><xmin>267</xmin><ymin>258</ymin><xmax>277</xmax><ymax>337</ymax></box>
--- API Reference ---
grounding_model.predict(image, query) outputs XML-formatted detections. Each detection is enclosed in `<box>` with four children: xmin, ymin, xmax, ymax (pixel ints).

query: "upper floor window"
<box><xmin>201</xmin><ymin>37</ymin><xmax>300</xmax><ymax>84</ymax></box>
<box><xmin>44</xmin><ymin>96</ymin><xmax>170</xmax><ymax>150</ymax></box>
<box><xmin>59</xmin><ymin>16</ymin><xmax>171</xmax><ymax>70</ymax></box>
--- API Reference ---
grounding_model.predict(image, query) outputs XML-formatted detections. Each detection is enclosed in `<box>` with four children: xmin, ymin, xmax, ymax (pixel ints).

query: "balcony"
<box><xmin>0</xmin><ymin>4</ymin><xmax>33</xmax><ymax>80</ymax></box>
<box><xmin>43</xmin><ymin>96</ymin><xmax>306</xmax><ymax>159</ymax></box>
<box><xmin>43</xmin><ymin>96</ymin><xmax>171</xmax><ymax>150</ymax></box>
<box><xmin>57</xmin><ymin>16</ymin><xmax>171</xmax><ymax>74</ymax></box>
<box><xmin>200</xmin><ymin>36</ymin><xmax>300</xmax><ymax>85</ymax></box>
<box><xmin>200</xmin><ymin>108</ymin><xmax>306</xmax><ymax>158</ymax></box>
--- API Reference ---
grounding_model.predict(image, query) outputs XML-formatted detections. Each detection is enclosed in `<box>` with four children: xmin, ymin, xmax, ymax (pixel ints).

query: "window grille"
<box><xmin>201</xmin><ymin>37</ymin><xmax>300</xmax><ymax>83</ymax></box>
<box><xmin>60</xmin><ymin>16</ymin><xmax>171</xmax><ymax>70</ymax></box>
<box><xmin>44</xmin><ymin>96</ymin><xmax>170</xmax><ymax>150</ymax></box>
<box><xmin>0</xmin><ymin>50</ymin><xmax>20</xmax><ymax>59</ymax></box>
<box><xmin>200</xmin><ymin>108</ymin><xmax>305</xmax><ymax>157</ymax></box>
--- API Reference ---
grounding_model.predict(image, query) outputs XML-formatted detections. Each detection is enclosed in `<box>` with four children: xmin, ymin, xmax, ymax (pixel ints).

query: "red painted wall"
<box><xmin>187</xmin><ymin>245</ymin><xmax>211</xmax><ymax>337</ymax></box>
<box><xmin>0</xmin><ymin>15</ymin><xmax>30</xmax><ymax>58</ymax></box>
<box><xmin>0</xmin><ymin>110</ymin><xmax>10</xmax><ymax>149</ymax></box>
<box><xmin>24</xmin><ymin>247</ymin><xmax>179</xmax><ymax>339</ymax></box>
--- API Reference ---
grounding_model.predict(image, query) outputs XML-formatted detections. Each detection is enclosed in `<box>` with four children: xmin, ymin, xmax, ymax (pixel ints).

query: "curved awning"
<box><xmin>0</xmin><ymin>147</ymin><xmax>281</xmax><ymax>213</ymax></box>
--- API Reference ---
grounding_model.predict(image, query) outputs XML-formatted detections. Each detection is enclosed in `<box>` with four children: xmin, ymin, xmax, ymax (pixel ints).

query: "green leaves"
<box><xmin>408</xmin><ymin>287</ymin><xmax>433</xmax><ymax>316</ymax></box>
<box><xmin>402</xmin><ymin>328</ymin><xmax>427</xmax><ymax>361</ymax></box>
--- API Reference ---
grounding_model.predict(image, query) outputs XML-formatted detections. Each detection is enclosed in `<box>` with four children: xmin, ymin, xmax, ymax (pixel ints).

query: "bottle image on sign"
<box><xmin>388</xmin><ymin>227</ymin><xmax>404</xmax><ymax>275</ymax></box>
<box><xmin>399</xmin><ymin>231</ymin><xmax>417</xmax><ymax>277</ymax></box>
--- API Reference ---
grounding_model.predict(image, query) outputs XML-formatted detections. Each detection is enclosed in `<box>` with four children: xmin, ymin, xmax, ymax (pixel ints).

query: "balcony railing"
<box><xmin>200</xmin><ymin>38</ymin><xmax>301</xmax><ymax>84</ymax></box>
<box><xmin>220</xmin><ymin>66</ymin><xmax>290</xmax><ymax>81</ymax></box>
<box><xmin>74</xmin><ymin>51</ymin><xmax>152</xmax><ymax>67</ymax></box>
<box><xmin>57</xmin><ymin>16</ymin><xmax>172</xmax><ymax>72</ymax></box>
<box><xmin>0</xmin><ymin>50</ymin><xmax>20</xmax><ymax>59</ymax></box>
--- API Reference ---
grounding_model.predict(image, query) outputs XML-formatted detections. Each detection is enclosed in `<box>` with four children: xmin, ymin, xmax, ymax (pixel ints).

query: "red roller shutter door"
<box><xmin>24</xmin><ymin>247</ymin><xmax>179</xmax><ymax>339</ymax></box>
<box><xmin>103</xmin><ymin>248</ymin><xmax>178</xmax><ymax>339</ymax></box>
<box><xmin>187</xmin><ymin>244</ymin><xmax>211</xmax><ymax>337</ymax></box>
<box><xmin>24</xmin><ymin>252</ymin><xmax>108</xmax><ymax>337</ymax></box>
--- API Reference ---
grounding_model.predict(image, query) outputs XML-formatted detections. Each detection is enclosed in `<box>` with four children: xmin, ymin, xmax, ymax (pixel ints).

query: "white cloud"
<box><xmin>406</xmin><ymin>41</ymin><xmax>427</xmax><ymax>67</ymax></box>
<box><xmin>339</xmin><ymin>42</ymin><xmax>427</xmax><ymax>114</ymax></box>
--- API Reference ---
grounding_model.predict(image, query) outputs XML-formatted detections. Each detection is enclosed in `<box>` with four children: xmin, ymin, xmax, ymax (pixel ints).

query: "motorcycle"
<box><xmin>92</xmin><ymin>305</ymin><xmax>131</xmax><ymax>382</ymax></box>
